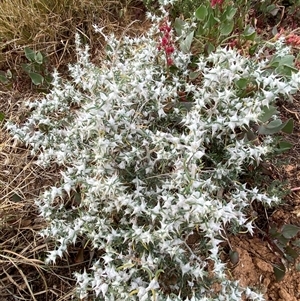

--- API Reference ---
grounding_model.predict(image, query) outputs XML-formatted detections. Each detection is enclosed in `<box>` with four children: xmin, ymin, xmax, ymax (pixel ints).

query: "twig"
<box><xmin>291</xmin><ymin>187</ymin><xmax>300</xmax><ymax>192</ymax></box>
<box><xmin>6</xmin><ymin>257</ymin><xmax>38</xmax><ymax>301</ymax></box>
<box><xmin>282</xmin><ymin>105</ymin><xmax>300</xmax><ymax>121</ymax></box>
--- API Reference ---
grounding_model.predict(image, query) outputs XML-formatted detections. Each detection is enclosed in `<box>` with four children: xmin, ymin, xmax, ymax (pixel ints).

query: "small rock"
<box><xmin>253</xmin><ymin>258</ymin><xmax>273</xmax><ymax>273</ymax></box>
<box><xmin>278</xmin><ymin>288</ymin><xmax>296</xmax><ymax>301</ymax></box>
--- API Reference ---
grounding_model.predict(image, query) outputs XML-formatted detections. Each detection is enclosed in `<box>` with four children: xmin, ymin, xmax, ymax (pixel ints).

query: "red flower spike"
<box><xmin>211</xmin><ymin>0</ymin><xmax>224</xmax><ymax>7</ymax></box>
<box><xmin>158</xmin><ymin>18</ymin><xmax>175</xmax><ymax>67</ymax></box>
<box><xmin>166</xmin><ymin>46</ymin><xmax>174</xmax><ymax>54</ymax></box>
<box><xmin>167</xmin><ymin>58</ymin><xmax>173</xmax><ymax>66</ymax></box>
<box><xmin>161</xmin><ymin>37</ymin><xmax>168</xmax><ymax>46</ymax></box>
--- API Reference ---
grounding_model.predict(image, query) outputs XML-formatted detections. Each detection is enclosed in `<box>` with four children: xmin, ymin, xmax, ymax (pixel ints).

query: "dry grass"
<box><xmin>0</xmin><ymin>91</ymin><xmax>60</xmax><ymax>300</ymax></box>
<box><xmin>0</xmin><ymin>0</ymin><xmax>146</xmax><ymax>67</ymax></box>
<box><xmin>0</xmin><ymin>91</ymin><xmax>102</xmax><ymax>300</ymax></box>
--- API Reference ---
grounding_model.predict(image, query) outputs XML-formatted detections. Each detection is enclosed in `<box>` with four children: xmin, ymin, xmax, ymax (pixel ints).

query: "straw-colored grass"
<box><xmin>0</xmin><ymin>91</ymin><xmax>94</xmax><ymax>300</ymax></box>
<box><xmin>0</xmin><ymin>0</ymin><xmax>145</xmax><ymax>65</ymax></box>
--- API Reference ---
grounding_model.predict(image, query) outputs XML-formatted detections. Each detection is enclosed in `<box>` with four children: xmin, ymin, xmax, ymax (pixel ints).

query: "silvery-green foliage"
<box><xmin>7</xmin><ymin>13</ymin><xmax>300</xmax><ymax>301</ymax></box>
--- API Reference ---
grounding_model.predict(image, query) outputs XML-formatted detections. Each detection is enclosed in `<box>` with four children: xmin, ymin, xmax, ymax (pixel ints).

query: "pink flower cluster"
<box><xmin>211</xmin><ymin>0</ymin><xmax>224</xmax><ymax>7</ymax></box>
<box><xmin>275</xmin><ymin>28</ymin><xmax>300</xmax><ymax>47</ymax></box>
<box><xmin>286</xmin><ymin>33</ymin><xmax>300</xmax><ymax>47</ymax></box>
<box><xmin>158</xmin><ymin>20</ymin><xmax>175</xmax><ymax>66</ymax></box>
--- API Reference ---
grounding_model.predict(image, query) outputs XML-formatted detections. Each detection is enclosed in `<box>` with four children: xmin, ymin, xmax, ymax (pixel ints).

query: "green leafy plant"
<box><xmin>269</xmin><ymin>223</ymin><xmax>300</xmax><ymax>281</ymax></box>
<box><xmin>253</xmin><ymin>0</ymin><xmax>300</xmax><ymax>33</ymax></box>
<box><xmin>0</xmin><ymin>111</ymin><xmax>5</xmax><ymax>123</ymax></box>
<box><xmin>228</xmin><ymin>39</ymin><xmax>299</xmax><ymax>155</ymax></box>
<box><xmin>239</xmin><ymin>104</ymin><xmax>294</xmax><ymax>154</ymax></box>
<box><xmin>0</xmin><ymin>69</ymin><xmax>12</xmax><ymax>84</ymax></box>
<box><xmin>253</xmin><ymin>0</ymin><xmax>282</xmax><ymax>18</ymax></box>
<box><xmin>22</xmin><ymin>47</ymin><xmax>52</xmax><ymax>87</ymax></box>
<box><xmin>192</xmin><ymin>0</ymin><xmax>255</xmax><ymax>54</ymax></box>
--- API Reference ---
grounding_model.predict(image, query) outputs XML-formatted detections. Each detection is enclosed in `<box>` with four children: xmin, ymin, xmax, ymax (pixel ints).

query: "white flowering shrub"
<box><xmin>6</xmin><ymin>13</ymin><xmax>300</xmax><ymax>301</ymax></box>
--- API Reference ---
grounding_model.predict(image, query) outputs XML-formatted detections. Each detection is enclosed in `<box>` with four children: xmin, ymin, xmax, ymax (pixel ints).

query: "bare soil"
<box><xmin>229</xmin><ymin>95</ymin><xmax>300</xmax><ymax>300</ymax></box>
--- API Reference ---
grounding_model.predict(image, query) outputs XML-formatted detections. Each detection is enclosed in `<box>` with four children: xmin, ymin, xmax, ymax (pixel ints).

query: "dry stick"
<box><xmin>1</xmin><ymin>249</ymin><xmax>44</xmax><ymax>265</ymax></box>
<box><xmin>0</xmin><ymin>284</ymin><xmax>19</xmax><ymax>300</ymax></box>
<box><xmin>6</xmin><ymin>256</ymin><xmax>38</xmax><ymax>301</ymax></box>
<box><xmin>282</xmin><ymin>105</ymin><xmax>300</xmax><ymax>121</ymax></box>
<box><xmin>56</xmin><ymin>289</ymin><xmax>77</xmax><ymax>301</ymax></box>
<box><xmin>3</xmin><ymin>160</ymin><xmax>34</xmax><ymax>199</ymax></box>
<box><xmin>291</xmin><ymin>187</ymin><xmax>300</xmax><ymax>192</ymax></box>
<box><xmin>30</xmin><ymin>243</ymin><xmax>48</xmax><ymax>253</ymax></box>
<box><xmin>2</xmin><ymin>268</ymin><xmax>24</xmax><ymax>291</ymax></box>
<box><xmin>1</xmin><ymin>252</ymin><xmax>48</xmax><ymax>299</ymax></box>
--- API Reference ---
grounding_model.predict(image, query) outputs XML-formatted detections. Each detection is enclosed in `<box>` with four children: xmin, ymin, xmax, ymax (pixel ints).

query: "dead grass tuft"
<box><xmin>0</xmin><ymin>0</ymin><xmax>146</xmax><ymax>67</ymax></box>
<box><xmin>0</xmin><ymin>90</ymin><xmax>79</xmax><ymax>301</ymax></box>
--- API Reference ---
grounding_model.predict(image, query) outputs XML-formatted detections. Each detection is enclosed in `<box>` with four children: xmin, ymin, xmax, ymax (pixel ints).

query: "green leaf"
<box><xmin>271</xmin><ymin>55</ymin><xmax>296</xmax><ymax>72</ymax></box>
<box><xmin>267</xmin><ymin>119</ymin><xmax>282</xmax><ymax>127</ymax></box>
<box><xmin>235</xmin><ymin>78</ymin><xmax>248</xmax><ymax>90</ymax></box>
<box><xmin>224</xmin><ymin>7</ymin><xmax>237</xmax><ymax>21</ymax></box>
<box><xmin>267</xmin><ymin>4</ymin><xmax>279</xmax><ymax>16</ymax></box>
<box><xmin>6</xmin><ymin>69</ymin><xmax>12</xmax><ymax>79</ymax></box>
<box><xmin>204</xmin><ymin>42</ymin><xmax>215</xmax><ymax>54</ymax></box>
<box><xmin>272</xmin><ymin>54</ymin><xmax>299</xmax><ymax>75</ymax></box>
<box><xmin>35</xmin><ymin>51</ymin><xmax>44</xmax><ymax>64</ymax></box>
<box><xmin>285</xmin><ymin>245</ymin><xmax>299</xmax><ymax>260</ymax></box>
<box><xmin>24</xmin><ymin>47</ymin><xmax>36</xmax><ymax>62</ymax></box>
<box><xmin>0</xmin><ymin>72</ymin><xmax>8</xmax><ymax>83</ymax></box>
<box><xmin>277</xmin><ymin>140</ymin><xmax>293</xmax><ymax>152</ymax></box>
<box><xmin>229</xmin><ymin>250</ymin><xmax>239</xmax><ymax>265</ymax></box>
<box><xmin>38</xmin><ymin>123</ymin><xmax>49</xmax><ymax>133</ymax></box>
<box><xmin>176</xmin><ymin>102</ymin><xmax>194</xmax><ymax>112</ymax></box>
<box><xmin>204</xmin><ymin>14</ymin><xmax>218</xmax><ymax>30</ymax></box>
<box><xmin>249</xmin><ymin>43</ymin><xmax>258</xmax><ymax>55</ymax></box>
<box><xmin>220</xmin><ymin>20</ymin><xmax>234</xmax><ymax>36</ymax></box>
<box><xmin>278</xmin><ymin>65</ymin><xmax>298</xmax><ymax>76</ymax></box>
<box><xmin>273</xmin><ymin>263</ymin><xmax>286</xmax><ymax>282</ymax></box>
<box><xmin>281</xmin><ymin>119</ymin><xmax>294</xmax><ymax>134</ymax></box>
<box><xmin>44</xmin><ymin>74</ymin><xmax>53</xmax><ymax>84</ymax></box>
<box><xmin>0</xmin><ymin>112</ymin><xmax>5</xmax><ymax>122</ymax></box>
<box><xmin>189</xmin><ymin>71</ymin><xmax>200</xmax><ymax>80</ymax></box>
<box><xmin>195</xmin><ymin>5</ymin><xmax>208</xmax><ymax>21</ymax></box>
<box><xmin>196</xmin><ymin>24</ymin><xmax>206</xmax><ymax>36</ymax></box>
<box><xmin>277</xmin><ymin>235</ymin><xmax>289</xmax><ymax>246</ymax></box>
<box><xmin>11</xmin><ymin>193</ymin><xmax>22</xmax><ymax>202</ymax></box>
<box><xmin>292</xmin><ymin>239</ymin><xmax>300</xmax><ymax>248</ymax></box>
<box><xmin>246</xmin><ymin>130</ymin><xmax>257</xmax><ymax>141</ymax></box>
<box><xmin>258</xmin><ymin>119</ymin><xmax>292</xmax><ymax>135</ymax></box>
<box><xmin>174</xmin><ymin>18</ymin><xmax>185</xmax><ymax>36</ymax></box>
<box><xmin>75</xmin><ymin>191</ymin><xmax>82</xmax><ymax>204</ymax></box>
<box><xmin>29</xmin><ymin>72</ymin><xmax>44</xmax><ymax>85</ymax></box>
<box><xmin>243</xmin><ymin>26</ymin><xmax>256</xmax><ymax>41</ymax></box>
<box><xmin>21</xmin><ymin>63</ymin><xmax>31</xmax><ymax>73</ymax></box>
<box><xmin>281</xmin><ymin>224</ymin><xmax>300</xmax><ymax>239</ymax></box>
<box><xmin>280</xmin><ymin>55</ymin><xmax>295</xmax><ymax>66</ymax></box>
<box><xmin>259</xmin><ymin>105</ymin><xmax>278</xmax><ymax>123</ymax></box>
<box><xmin>180</xmin><ymin>31</ymin><xmax>194</xmax><ymax>53</ymax></box>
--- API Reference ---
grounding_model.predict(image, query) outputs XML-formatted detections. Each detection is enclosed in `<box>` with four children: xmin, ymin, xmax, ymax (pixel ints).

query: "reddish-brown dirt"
<box><xmin>228</xmin><ymin>94</ymin><xmax>300</xmax><ymax>300</ymax></box>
